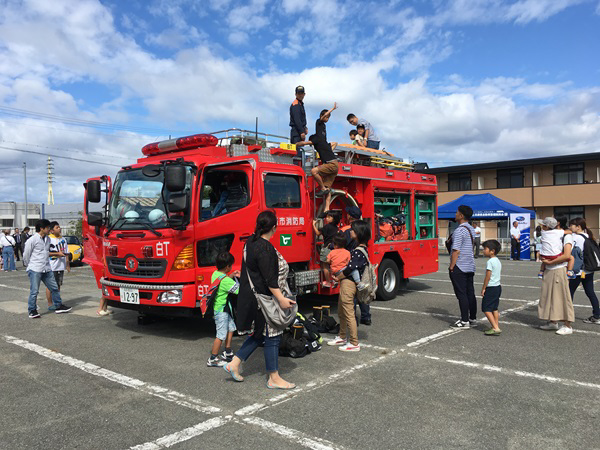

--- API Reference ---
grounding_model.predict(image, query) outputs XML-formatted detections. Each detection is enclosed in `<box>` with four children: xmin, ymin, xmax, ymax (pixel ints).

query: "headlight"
<box><xmin>157</xmin><ymin>290</ymin><xmax>182</xmax><ymax>304</ymax></box>
<box><xmin>102</xmin><ymin>286</ymin><xmax>110</xmax><ymax>296</ymax></box>
<box><xmin>74</xmin><ymin>248</ymin><xmax>82</xmax><ymax>254</ymax></box>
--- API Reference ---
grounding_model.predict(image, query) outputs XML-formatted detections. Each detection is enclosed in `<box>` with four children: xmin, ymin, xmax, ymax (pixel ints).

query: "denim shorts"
<box><xmin>482</xmin><ymin>285</ymin><xmax>501</xmax><ymax>312</ymax></box>
<box><xmin>214</xmin><ymin>311</ymin><xmax>236</xmax><ymax>341</ymax></box>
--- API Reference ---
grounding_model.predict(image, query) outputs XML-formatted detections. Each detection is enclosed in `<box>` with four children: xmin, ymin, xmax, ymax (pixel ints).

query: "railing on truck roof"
<box><xmin>209</xmin><ymin>128</ymin><xmax>289</xmax><ymax>148</ymax></box>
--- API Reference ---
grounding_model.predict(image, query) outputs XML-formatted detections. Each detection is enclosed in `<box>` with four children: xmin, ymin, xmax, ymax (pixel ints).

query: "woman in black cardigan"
<box><xmin>224</xmin><ymin>211</ymin><xmax>296</xmax><ymax>389</ymax></box>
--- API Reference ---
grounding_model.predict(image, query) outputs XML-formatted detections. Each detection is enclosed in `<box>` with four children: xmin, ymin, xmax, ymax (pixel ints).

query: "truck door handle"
<box><xmin>239</xmin><ymin>234</ymin><xmax>251</xmax><ymax>241</ymax></box>
<box><xmin>296</xmin><ymin>231</ymin><xmax>306</xmax><ymax>236</ymax></box>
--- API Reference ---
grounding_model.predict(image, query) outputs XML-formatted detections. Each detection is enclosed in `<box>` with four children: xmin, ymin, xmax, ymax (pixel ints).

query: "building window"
<box><xmin>497</xmin><ymin>168</ymin><xmax>524</xmax><ymax>189</ymax></box>
<box><xmin>1</xmin><ymin>219</ymin><xmax>13</xmax><ymax>227</ymax></box>
<box><xmin>554</xmin><ymin>206</ymin><xmax>585</xmax><ymax>223</ymax></box>
<box><xmin>554</xmin><ymin>163</ymin><xmax>583</xmax><ymax>185</ymax></box>
<box><xmin>448</xmin><ymin>172</ymin><xmax>471</xmax><ymax>191</ymax></box>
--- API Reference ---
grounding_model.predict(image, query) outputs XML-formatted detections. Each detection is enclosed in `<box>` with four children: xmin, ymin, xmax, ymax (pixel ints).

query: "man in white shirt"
<box><xmin>1</xmin><ymin>229</ymin><xmax>17</xmax><ymax>271</ymax></box>
<box><xmin>46</xmin><ymin>221</ymin><xmax>70</xmax><ymax>311</ymax></box>
<box><xmin>473</xmin><ymin>222</ymin><xmax>482</xmax><ymax>258</ymax></box>
<box><xmin>510</xmin><ymin>221</ymin><xmax>521</xmax><ymax>261</ymax></box>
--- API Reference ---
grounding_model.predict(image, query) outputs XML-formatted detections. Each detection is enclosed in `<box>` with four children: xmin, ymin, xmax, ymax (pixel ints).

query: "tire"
<box><xmin>376</xmin><ymin>258</ymin><xmax>401</xmax><ymax>301</ymax></box>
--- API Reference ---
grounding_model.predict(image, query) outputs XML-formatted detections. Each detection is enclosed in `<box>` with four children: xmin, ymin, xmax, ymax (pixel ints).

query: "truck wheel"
<box><xmin>377</xmin><ymin>259</ymin><xmax>400</xmax><ymax>301</ymax></box>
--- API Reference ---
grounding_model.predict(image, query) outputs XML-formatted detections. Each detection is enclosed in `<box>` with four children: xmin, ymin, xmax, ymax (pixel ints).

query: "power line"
<box><xmin>0</xmin><ymin>140</ymin><xmax>131</xmax><ymax>161</ymax></box>
<box><xmin>0</xmin><ymin>105</ymin><xmax>192</xmax><ymax>135</ymax></box>
<box><xmin>0</xmin><ymin>145</ymin><xmax>123</xmax><ymax>167</ymax></box>
<box><xmin>0</xmin><ymin>117</ymin><xmax>172</xmax><ymax>141</ymax></box>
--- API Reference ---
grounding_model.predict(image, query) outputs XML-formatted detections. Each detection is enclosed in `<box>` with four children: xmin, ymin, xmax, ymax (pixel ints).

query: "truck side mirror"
<box><xmin>88</xmin><ymin>212</ymin><xmax>103</xmax><ymax>226</ymax></box>
<box><xmin>87</xmin><ymin>180</ymin><xmax>101</xmax><ymax>203</ymax></box>
<box><xmin>166</xmin><ymin>166</ymin><xmax>186</xmax><ymax>192</ymax></box>
<box><xmin>168</xmin><ymin>193</ymin><xmax>188</xmax><ymax>213</ymax></box>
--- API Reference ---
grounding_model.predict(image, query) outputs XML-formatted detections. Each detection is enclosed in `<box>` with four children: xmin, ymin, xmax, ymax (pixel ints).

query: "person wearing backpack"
<box><xmin>569</xmin><ymin>218</ymin><xmax>600</xmax><ymax>324</ymax></box>
<box><xmin>329</xmin><ymin>220</ymin><xmax>371</xmax><ymax>352</ymax></box>
<box><xmin>207</xmin><ymin>252</ymin><xmax>240</xmax><ymax>367</ymax></box>
<box><xmin>448</xmin><ymin>205</ymin><xmax>477</xmax><ymax>328</ymax></box>
<box><xmin>342</xmin><ymin>205</ymin><xmax>372</xmax><ymax>326</ymax></box>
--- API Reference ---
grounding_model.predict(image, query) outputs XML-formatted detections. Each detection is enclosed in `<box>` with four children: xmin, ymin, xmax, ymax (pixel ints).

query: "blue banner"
<box><xmin>510</xmin><ymin>213</ymin><xmax>531</xmax><ymax>261</ymax></box>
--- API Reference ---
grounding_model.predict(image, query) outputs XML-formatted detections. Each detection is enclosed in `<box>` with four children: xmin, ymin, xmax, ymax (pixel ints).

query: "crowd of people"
<box><xmin>447</xmin><ymin>204</ymin><xmax>600</xmax><ymax>337</ymax></box>
<box><xmin>0</xmin><ymin>227</ymin><xmax>30</xmax><ymax>271</ymax></box>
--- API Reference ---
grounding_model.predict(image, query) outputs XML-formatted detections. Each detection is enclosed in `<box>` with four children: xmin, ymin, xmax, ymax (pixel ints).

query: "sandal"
<box><xmin>267</xmin><ymin>381</ymin><xmax>296</xmax><ymax>390</ymax></box>
<box><xmin>224</xmin><ymin>363</ymin><xmax>244</xmax><ymax>382</ymax></box>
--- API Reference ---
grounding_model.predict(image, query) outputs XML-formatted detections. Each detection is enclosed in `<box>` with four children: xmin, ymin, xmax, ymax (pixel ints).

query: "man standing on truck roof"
<box><xmin>290</xmin><ymin>86</ymin><xmax>307</xmax><ymax>150</ymax></box>
<box><xmin>346</xmin><ymin>114</ymin><xmax>380</xmax><ymax>150</ymax></box>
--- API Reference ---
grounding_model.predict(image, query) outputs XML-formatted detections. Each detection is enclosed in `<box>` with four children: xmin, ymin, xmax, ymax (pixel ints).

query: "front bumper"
<box><xmin>100</xmin><ymin>277</ymin><xmax>197</xmax><ymax>313</ymax></box>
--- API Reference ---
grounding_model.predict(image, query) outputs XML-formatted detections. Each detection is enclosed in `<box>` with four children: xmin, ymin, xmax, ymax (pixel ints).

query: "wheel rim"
<box><xmin>382</xmin><ymin>267</ymin><xmax>397</xmax><ymax>293</ymax></box>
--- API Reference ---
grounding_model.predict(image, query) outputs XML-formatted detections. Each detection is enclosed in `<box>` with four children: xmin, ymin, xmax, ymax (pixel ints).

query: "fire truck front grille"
<box><xmin>107</xmin><ymin>258</ymin><xmax>167</xmax><ymax>278</ymax></box>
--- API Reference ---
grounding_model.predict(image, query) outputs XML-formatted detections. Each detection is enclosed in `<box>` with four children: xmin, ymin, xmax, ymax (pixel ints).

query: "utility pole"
<box><xmin>23</xmin><ymin>162</ymin><xmax>28</xmax><ymax>227</ymax></box>
<box><xmin>47</xmin><ymin>156</ymin><xmax>55</xmax><ymax>205</ymax></box>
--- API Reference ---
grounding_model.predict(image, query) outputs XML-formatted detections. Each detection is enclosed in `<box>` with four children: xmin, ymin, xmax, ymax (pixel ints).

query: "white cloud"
<box><xmin>0</xmin><ymin>0</ymin><xmax>599</xmax><ymax>206</ymax></box>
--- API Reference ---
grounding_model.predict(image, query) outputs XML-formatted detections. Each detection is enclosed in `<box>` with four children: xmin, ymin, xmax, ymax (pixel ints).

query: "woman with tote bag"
<box><xmin>224</xmin><ymin>211</ymin><xmax>297</xmax><ymax>389</ymax></box>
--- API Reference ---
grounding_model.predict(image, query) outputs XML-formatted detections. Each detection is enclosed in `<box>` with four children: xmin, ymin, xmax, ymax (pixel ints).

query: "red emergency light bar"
<box><xmin>141</xmin><ymin>134</ymin><xmax>218</xmax><ymax>156</ymax></box>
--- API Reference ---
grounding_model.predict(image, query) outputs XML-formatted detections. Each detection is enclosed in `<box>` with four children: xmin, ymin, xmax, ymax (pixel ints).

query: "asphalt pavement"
<box><xmin>2</xmin><ymin>258</ymin><xmax>600</xmax><ymax>450</ymax></box>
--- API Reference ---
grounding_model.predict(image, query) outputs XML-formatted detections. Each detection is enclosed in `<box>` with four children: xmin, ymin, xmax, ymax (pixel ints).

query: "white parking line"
<box><xmin>130</xmin><ymin>416</ymin><xmax>231</xmax><ymax>450</ymax></box>
<box><xmin>372</xmin><ymin>303</ymin><xmax>600</xmax><ymax>336</ymax></box>
<box><xmin>0</xmin><ymin>283</ymin><xmax>30</xmax><ymax>292</ymax></box>
<box><xmin>415</xmin><ymin>277</ymin><xmax>539</xmax><ymax>289</ymax></box>
<box><xmin>3</xmin><ymin>335</ymin><xmax>221</xmax><ymax>414</ymax></box>
<box><xmin>398</xmin><ymin>289</ymin><xmax>592</xmax><ymax>308</ymax></box>
<box><xmin>242</xmin><ymin>416</ymin><xmax>343</xmax><ymax>450</ymax></box>
<box><xmin>408</xmin><ymin>352</ymin><xmax>600</xmax><ymax>392</ymax></box>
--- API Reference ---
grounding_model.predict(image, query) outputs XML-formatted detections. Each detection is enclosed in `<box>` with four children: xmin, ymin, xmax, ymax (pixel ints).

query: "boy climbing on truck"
<box><xmin>296</xmin><ymin>103</ymin><xmax>339</xmax><ymax>201</ymax></box>
<box><xmin>313</xmin><ymin>209</ymin><xmax>341</xmax><ymax>288</ymax></box>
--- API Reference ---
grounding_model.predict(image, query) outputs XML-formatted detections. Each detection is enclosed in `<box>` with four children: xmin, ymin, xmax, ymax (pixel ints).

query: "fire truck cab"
<box><xmin>83</xmin><ymin>130</ymin><xmax>438</xmax><ymax>317</ymax></box>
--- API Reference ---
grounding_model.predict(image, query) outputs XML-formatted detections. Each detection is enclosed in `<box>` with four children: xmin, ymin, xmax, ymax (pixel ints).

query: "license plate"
<box><xmin>120</xmin><ymin>288</ymin><xmax>140</xmax><ymax>304</ymax></box>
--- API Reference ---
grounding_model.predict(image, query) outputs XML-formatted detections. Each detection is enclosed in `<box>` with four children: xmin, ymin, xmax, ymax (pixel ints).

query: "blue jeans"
<box><xmin>235</xmin><ymin>333</ymin><xmax>281</xmax><ymax>372</ymax></box>
<box><xmin>28</xmin><ymin>270</ymin><xmax>62</xmax><ymax>313</ymax></box>
<box><xmin>2</xmin><ymin>246</ymin><xmax>16</xmax><ymax>271</ymax></box>
<box><xmin>367</xmin><ymin>140</ymin><xmax>380</xmax><ymax>150</ymax></box>
<box><xmin>354</xmin><ymin>297</ymin><xmax>371</xmax><ymax>321</ymax></box>
<box><xmin>569</xmin><ymin>274</ymin><xmax>600</xmax><ymax>318</ymax></box>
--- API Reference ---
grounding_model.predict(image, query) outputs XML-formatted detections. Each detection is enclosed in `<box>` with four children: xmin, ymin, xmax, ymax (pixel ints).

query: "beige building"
<box><xmin>425</xmin><ymin>153</ymin><xmax>600</xmax><ymax>240</ymax></box>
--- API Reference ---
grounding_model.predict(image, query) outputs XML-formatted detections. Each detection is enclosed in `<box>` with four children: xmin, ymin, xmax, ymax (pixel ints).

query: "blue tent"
<box><xmin>438</xmin><ymin>193</ymin><xmax>536</xmax><ymax>220</ymax></box>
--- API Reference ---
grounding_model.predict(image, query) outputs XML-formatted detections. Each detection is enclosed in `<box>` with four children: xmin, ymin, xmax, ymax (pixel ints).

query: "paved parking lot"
<box><xmin>2</xmin><ymin>259</ymin><xmax>600</xmax><ymax>449</ymax></box>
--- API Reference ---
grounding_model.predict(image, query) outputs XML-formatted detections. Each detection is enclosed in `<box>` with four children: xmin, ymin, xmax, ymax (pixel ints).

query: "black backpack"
<box><xmin>580</xmin><ymin>234</ymin><xmax>600</xmax><ymax>272</ymax></box>
<box><xmin>279</xmin><ymin>332</ymin><xmax>308</xmax><ymax>358</ymax></box>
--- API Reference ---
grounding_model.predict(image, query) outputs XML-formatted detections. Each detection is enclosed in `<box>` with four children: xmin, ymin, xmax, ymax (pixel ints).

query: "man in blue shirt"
<box><xmin>289</xmin><ymin>85</ymin><xmax>307</xmax><ymax>147</ymax></box>
<box><xmin>448</xmin><ymin>205</ymin><xmax>477</xmax><ymax>328</ymax></box>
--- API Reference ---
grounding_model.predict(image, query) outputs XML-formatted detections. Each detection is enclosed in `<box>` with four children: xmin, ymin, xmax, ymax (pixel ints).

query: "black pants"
<box><xmin>569</xmin><ymin>274</ymin><xmax>600</xmax><ymax>318</ymax></box>
<box><xmin>511</xmin><ymin>239</ymin><xmax>521</xmax><ymax>260</ymax></box>
<box><xmin>474</xmin><ymin>238</ymin><xmax>481</xmax><ymax>258</ymax></box>
<box><xmin>449</xmin><ymin>266</ymin><xmax>477</xmax><ymax>322</ymax></box>
<box><xmin>14</xmin><ymin>243</ymin><xmax>21</xmax><ymax>261</ymax></box>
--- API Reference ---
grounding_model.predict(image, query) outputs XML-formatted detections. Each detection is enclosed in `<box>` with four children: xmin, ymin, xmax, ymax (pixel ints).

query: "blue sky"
<box><xmin>0</xmin><ymin>0</ymin><xmax>599</xmax><ymax>203</ymax></box>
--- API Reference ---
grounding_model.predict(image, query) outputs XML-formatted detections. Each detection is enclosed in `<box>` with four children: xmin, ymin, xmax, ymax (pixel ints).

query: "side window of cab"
<box><xmin>200</xmin><ymin>170</ymin><xmax>250</xmax><ymax>220</ymax></box>
<box><xmin>264</xmin><ymin>174</ymin><xmax>301</xmax><ymax>209</ymax></box>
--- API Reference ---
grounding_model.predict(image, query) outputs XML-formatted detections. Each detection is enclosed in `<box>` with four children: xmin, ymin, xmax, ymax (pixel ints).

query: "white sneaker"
<box><xmin>556</xmin><ymin>326</ymin><xmax>573</xmax><ymax>336</ymax></box>
<box><xmin>339</xmin><ymin>343</ymin><xmax>360</xmax><ymax>352</ymax></box>
<box><xmin>540</xmin><ymin>322</ymin><xmax>559</xmax><ymax>331</ymax></box>
<box><xmin>327</xmin><ymin>336</ymin><xmax>346</xmax><ymax>346</ymax></box>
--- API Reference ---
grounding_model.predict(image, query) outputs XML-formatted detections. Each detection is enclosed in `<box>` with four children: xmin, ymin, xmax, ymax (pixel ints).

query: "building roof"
<box><xmin>424</xmin><ymin>151</ymin><xmax>600</xmax><ymax>174</ymax></box>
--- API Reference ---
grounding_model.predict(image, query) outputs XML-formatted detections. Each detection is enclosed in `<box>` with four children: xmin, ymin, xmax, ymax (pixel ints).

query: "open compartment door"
<box><xmin>82</xmin><ymin>176</ymin><xmax>111</xmax><ymax>285</ymax></box>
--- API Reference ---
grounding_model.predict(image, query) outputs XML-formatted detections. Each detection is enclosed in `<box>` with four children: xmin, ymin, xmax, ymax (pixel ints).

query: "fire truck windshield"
<box><xmin>108</xmin><ymin>167</ymin><xmax>193</xmax><ymax>230</ymax></box>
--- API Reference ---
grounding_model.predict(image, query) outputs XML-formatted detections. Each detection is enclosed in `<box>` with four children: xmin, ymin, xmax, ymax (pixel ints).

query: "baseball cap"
<box><xmin>346</xmin><ymin>206</ymin><xmax>362</xmax><ymax>219</ymax></box>
<box><xmin>542</xmin><ymin>217</ymin><xmax>558</xmax><ymax>229</ymax></box>
<box><xmin>295</xmin><ymin>85</ymin><xmax>305</xmax><ymax>94</ymax></box>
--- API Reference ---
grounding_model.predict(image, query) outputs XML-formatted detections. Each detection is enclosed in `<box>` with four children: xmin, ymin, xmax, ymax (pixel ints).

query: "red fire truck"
<box><xmin>83</xmin><ymin>130</ymin><xmax>438</xmax><ymax>317</ymax></box>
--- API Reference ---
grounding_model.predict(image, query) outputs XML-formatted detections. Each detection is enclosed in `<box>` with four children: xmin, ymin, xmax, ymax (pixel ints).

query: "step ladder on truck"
<box><xmin>81</xmin><ymin>129</ymin><xmax>438</xmax><ymax>318</ymax></box>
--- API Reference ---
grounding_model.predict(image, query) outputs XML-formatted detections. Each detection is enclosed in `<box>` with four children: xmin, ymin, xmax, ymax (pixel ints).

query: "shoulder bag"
<box><xmin>243</xmin><ymin>244</ymin><xmax>298</xmax><ymax>331</ymax></box>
